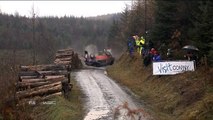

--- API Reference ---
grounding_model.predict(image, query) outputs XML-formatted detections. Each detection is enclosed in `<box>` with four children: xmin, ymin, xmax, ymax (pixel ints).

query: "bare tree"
<box><xmin>31</xmin><ymin>3</ymin><xmax>37</xmax><ymax>65</ymax></box>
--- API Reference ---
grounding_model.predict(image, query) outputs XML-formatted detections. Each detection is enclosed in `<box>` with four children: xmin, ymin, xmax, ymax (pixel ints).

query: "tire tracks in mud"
<box><xmin>75</xmin><ymin>69</ymin><xmax>149</xmax><ymax>120</ymax></box>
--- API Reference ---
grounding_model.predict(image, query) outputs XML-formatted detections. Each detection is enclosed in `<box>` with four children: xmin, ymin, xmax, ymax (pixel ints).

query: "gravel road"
<box><xmin>74</xmin><ymin>67</ymin><xmax>149</xmax><ymax>120</ymax></box>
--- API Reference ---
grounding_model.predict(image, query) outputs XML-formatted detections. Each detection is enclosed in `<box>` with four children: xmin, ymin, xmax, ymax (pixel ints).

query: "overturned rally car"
<box><xmin>85</xmin><ymin>50</ymin><xmax>114</xmax><ymax>67</ymax></box>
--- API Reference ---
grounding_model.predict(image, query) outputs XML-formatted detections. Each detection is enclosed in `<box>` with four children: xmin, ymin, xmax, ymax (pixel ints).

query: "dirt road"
<box><xmin>74</xmin><ymin>67</ymin><xmax>149</xmax><ymax>120</ymax></box>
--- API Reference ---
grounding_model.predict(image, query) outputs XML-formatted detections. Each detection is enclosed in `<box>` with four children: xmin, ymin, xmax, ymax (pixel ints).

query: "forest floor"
<box><xmin>107</xmin><ymin>52</ymin><xmax>213</xmax><ymax>120</ymax></box>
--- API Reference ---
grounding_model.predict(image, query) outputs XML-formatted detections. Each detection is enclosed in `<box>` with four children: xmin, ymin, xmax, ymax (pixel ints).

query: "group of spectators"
<box><xmin>127</xmin><ymin>35</ymin><xmax>198</xmax><ymax>67</ymax></box>
<box><xmin>127</xmin><ymin>35</ymin><xmax>162</xmax><ymax>66</ymax></box>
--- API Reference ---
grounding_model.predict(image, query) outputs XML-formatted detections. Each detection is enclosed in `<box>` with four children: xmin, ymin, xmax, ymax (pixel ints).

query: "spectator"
<box><xmin>143</xmin><ymin>53</ymin><xmax>152</xmax><ymax>67</ymax></box>
<box><xmin>127</xmin><ymin>36</ymin><xmax>135</xmax><ymax>58</ymax></box>
<box><xmin>185</xmin><ymin>51</ymin><xmax>194</xmax><ymax>61</ymax></box>
<box><xmin>143</xmin><ymin>48</ymin><xmax>156</xmax><ymax>66</ymax></box>
<box><xmin>167</xmin><ymin>48</ymin><xmax>173</xmax><ymax>60</ymax></box>
<box><xmin>150</xmin><ymin>48</ymin><xmax>157</xmax><ymax>59</ymax></box>
<box><xmin>153</xmin><ymin>51</ymin><xmax>161</xmax><ymax>62</ymax></box>
<box><xmin>134</xmin><ymin>36</ymin><xmax>141</xmax><ymax>55</ymax></box>
<box><xmin>139</xmin><ymin>36</ymin><xmax>145</xmax><ymax>55</ymax></box>
<box><xmin>84</xmin><ymin>51</ymin><xmax>89</xmax><ymax>62</ymax></box>
<box><xmin>147</xmin><ymin>40</ymin><xmax>154</xmax><ymax>51</ymax></box>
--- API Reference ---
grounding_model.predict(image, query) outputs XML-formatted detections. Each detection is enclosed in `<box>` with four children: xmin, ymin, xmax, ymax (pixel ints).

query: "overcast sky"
<box><xmin>0</xmin><ymin>1</ymin><xmax>132</xmax><ymax>17</ymax></box>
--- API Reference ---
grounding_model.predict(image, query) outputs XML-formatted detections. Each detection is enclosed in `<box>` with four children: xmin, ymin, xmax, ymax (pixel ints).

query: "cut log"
<box><xmin>42</xmin><ymin>92</ymin><xmax>62</xmax><ymax>100</ymax></box>
<box><xmin>16</xmin><ymin>81</ymin><xmax>50</xmax><ymax>89</ymax></box>
<box><xmin>17</xmin><ymin>81</ymin><xmax>61</xmax><ymax>93</ymax></box>
<box><xmin>19</xmin><ymin>71</ymin><xmax>40</xmax><ymax>76</ymax></box>
<box><xmin>55</xmin><ymin>57</ymin><xmax>72</xmax><ymax>62</ymax></box>
<box><xmin>20</xmin><ymin>64</ymin><xmax>66</xmax><ymax>71</ymax></box>
<box><xmin>16</xmin><ymin>82</ymin><xmax>62</xmax><ymax>99</ymax></box>
<box><xmin>20</xmin><ymin>76</ymin><xmax>39</xmax><ymax>79</ymax></box>
<box><xmin>37</xmin><ymin>70</ymin><xmax>69</xmax><ymax>76</ymax></box>
<box><xmin>45</xmin><ymin>75</ymin><xmax>65</xmax><ymax>79</ymax></box>
<box><xmin>55</xmin><ymin>54</ymin><xmax>73</xmax><ymax>59</ymax></box>
<box><xmin>21</xmin><ymin>75</ymin><xmax>66</xmax><ymax>83</ymax></box>
<box><xmin>21</xmin><ymin>78</ymin><xmax>45</xmax><ymax>83</ymax></box>
<box><xmin>54</xmin><ymin>61</ymin><xmax>71</xmax><ymax>65</ymax></box>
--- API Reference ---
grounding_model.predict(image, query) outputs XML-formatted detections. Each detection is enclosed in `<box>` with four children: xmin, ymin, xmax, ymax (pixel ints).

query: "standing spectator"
<box><xmin>127</xmin><ymin>36</ymin><xmax>135</xmax><ymax>58</ymax></box>
<box><xmin>84</xmin><ymin>50</ymin><xmax>89</xmax><ymax>62</ymax></box>
<box><xmin>134</xmin><ymin>35</ymin><xmax>141</xmax><ymax>55</ymax></box>
<box><xmin>143</xmin><ymin>53</ymin><xmax>152</xmax><ymax>67</ymax></box>
<box><xmin>167</xmin><ymin>48</ymin><xmax>173</xmax><ymax>60</ymax></box>
<box><xmin>147</xmin><ymin>40</ymin><xmax>154</xmax><ymax>51</ymax></box>
<box><xmin>184</xmin><ymin>51</ymin><xmax>193</xmax><ymax>61</ymax></box>
<box><xmin>139</xmin><ymin>36</ymin><xmax>145</xmax><ymax>56</ymax></box>
<box><xmin>143</xmin><ymin>48</ymin><xmax>156</xmax><ymax>66</ymax></box>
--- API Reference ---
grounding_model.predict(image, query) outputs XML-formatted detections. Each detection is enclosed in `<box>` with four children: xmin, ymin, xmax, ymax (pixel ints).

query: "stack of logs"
<box><xmin>16</xmin><ymin>48</ymin><xmax>79</xmax><ymax>104</ymax></box>
<box><xmin>54</xmin><ymin>48</ymin><xmax>82</xmax><ymax>70</ymax></box>
<box><xmin>54</xmin><ymin>49</ymin><xmax>74</xmax><ymax>66</ymax></box>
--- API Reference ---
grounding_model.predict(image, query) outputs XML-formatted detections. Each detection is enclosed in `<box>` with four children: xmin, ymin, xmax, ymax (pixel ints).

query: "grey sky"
<box><xmin>0</xmin><ymin>1</ymin><xmax>132</xmax><ymax>17</ymax></box>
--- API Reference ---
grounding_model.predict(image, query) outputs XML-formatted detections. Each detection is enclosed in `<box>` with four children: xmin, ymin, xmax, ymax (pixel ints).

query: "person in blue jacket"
<box><xmin>153</xmin><ymin>51</ymin><xmax>161</xmax><ymax>62</ymax></box>
<box><xmin>127</xmin><ymin>36</ymin><xmax>135</xmax><ymax>57</ymax></box>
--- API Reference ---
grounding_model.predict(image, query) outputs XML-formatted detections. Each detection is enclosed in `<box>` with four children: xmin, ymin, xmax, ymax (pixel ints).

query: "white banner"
<box><xmin>153</xmin><ymin>61</ymin><xmax>195</xmax><ymax>75</ymax></box>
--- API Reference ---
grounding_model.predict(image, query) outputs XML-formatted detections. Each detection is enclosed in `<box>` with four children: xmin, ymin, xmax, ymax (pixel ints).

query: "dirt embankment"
<box><xmin>107</xmin><ymin>53</ymin><xmax>213</xmax><ymax>120</ymax></box>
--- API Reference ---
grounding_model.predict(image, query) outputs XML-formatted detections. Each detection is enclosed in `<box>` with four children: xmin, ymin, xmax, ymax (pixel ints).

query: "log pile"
<box><xmin>54</xmin><ymin>48</ymin><xmax>74</xmax><ymax>66</ymax></box>
<box><xmin>54</xmin><ymin>48</ymin><xmax>82</xmax><ymax>70</ymax></box>
<box><xmin>16</xmin><ymin>48</ymin><xmax>82</xmax><ymax>104</ymax></box>
<box><xmin>16</xmin><ymin>64</ymin><xmax>72</xmax><ymax>103</ymax></box>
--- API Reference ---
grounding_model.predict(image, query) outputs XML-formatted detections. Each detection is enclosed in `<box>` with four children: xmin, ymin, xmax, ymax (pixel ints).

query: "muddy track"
<box><xmin>74</xmin><ymin>67</ymin><xmax>149</xmax><ymax>120</ymax></box>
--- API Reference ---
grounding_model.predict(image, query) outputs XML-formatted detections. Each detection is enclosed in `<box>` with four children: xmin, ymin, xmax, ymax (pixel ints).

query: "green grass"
<box><xmin>30</xmin><ymin>80</ymin><xmax>84</xmax><ymax>120</ymax></box>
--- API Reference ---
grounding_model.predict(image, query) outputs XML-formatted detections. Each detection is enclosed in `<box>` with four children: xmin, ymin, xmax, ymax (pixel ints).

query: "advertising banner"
<box><xmin>153</xmin><ymin>61</ymin><xmax>195</xmax><ymax>75</ymax></box>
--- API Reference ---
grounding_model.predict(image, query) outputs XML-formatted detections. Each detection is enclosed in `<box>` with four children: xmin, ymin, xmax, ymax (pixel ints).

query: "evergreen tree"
<box><xmin>151</xmin><ymin>0</ymin><xmax>178</xmax><ymax>47</ymax></box>
<box><xmin>108</xmin><ymin>19</ymin><xmax>119</xmax><ymax>41</ymax></box>
<box><xmin>129</xmin><ymin>1</ymin><xmax>145</xmax><ymax>36</ymax></box>
<box><xmin>190</xmin><ymin>0</ymin><xmax>213</xmax><ymax>64</ymax></box>
<box><xmin>120</xmin><ymin>6</ymin><xmax>130</xmax><ymax>40</ymax></box>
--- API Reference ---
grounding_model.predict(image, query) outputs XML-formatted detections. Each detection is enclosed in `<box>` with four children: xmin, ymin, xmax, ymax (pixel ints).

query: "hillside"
<box><xmin>0</xmin><ymin>13</ymin><xmax>121</xmax><ymax>54</ymax></box>
<box><xmin>107</xmin><ymin>52</ymin><xmax>213</xmax><ymax>120</ymax></box>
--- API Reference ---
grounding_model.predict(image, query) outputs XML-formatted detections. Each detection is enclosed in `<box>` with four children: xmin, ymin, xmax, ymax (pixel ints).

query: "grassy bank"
<box><xmin>107</xmin><ymin>52</ymin><xmax>213</xmax><ymax>120</ymax></box>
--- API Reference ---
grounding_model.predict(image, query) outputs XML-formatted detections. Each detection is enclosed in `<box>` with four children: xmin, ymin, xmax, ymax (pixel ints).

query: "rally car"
<box><xmin>85</xmin><ymin>50</ymin><xmax>114</xmax><ymax>67</ymax></box>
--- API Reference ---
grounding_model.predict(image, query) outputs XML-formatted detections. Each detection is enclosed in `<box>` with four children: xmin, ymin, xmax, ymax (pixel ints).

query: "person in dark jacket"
<box><xmin>147</xmin><ymin>40</ymin><xmax>154</xmax><ymax>51</ymax></box>
<box><xmin>84</xmin><ymin>50</ymin><xmax>89</xmax><ymax>62</ymax></box>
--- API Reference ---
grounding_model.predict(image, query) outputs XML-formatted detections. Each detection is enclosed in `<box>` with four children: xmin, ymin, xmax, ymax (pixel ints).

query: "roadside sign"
<box><xmin>153</xmin><ymin>61</ymin><xmax>195</xmax><ymax>75</ymax></box>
